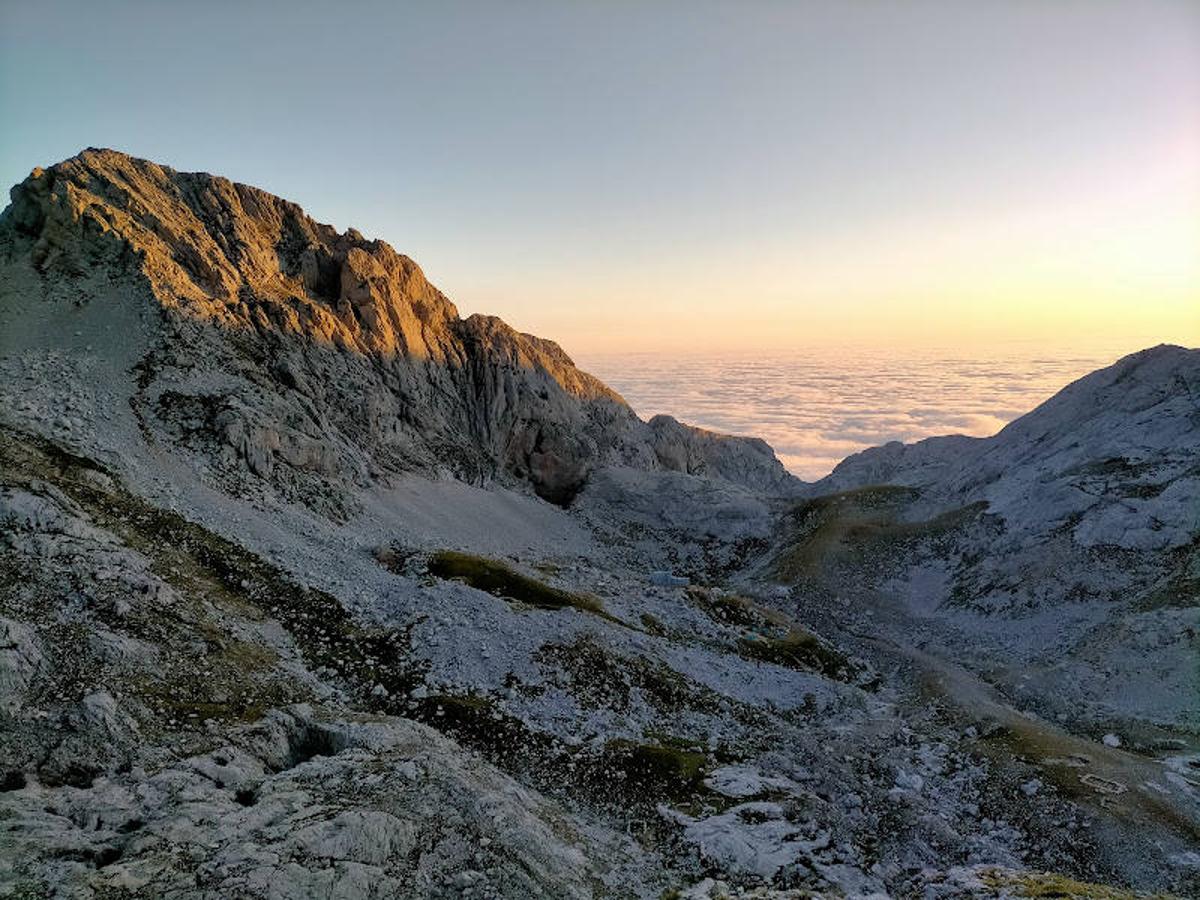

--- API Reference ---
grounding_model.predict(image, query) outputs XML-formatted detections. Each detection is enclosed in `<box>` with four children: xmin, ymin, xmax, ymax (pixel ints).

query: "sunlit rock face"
<box><xmin>0</xmin><ymin>148</ymin><xmax>798</xmax><ymax>508</ymax></box>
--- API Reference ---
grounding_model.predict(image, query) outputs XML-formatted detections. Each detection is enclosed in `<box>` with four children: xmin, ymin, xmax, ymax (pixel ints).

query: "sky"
<box><xmin>2</xmin><ymin>1</ymin><xmax>1197</xmax><ymax>355</ymax></box>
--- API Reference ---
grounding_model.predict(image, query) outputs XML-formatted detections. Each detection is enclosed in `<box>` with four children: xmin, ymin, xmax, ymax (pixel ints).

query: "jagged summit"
<box><xmin>3</xmin><ymin>148</ymin><xmax>609</xmax><ymax>391</ymax></box>
<box><xmin>0</xmin><ymin>149</ymin><xmax>797</xmax><ymax>507</ymax></box>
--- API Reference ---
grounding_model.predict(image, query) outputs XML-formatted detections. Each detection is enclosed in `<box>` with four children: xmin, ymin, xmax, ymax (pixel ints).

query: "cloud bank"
<box><xmin>581</xmin><ymin>348</ymin><xmax>1126</xmax><ymax>480</ymax></box>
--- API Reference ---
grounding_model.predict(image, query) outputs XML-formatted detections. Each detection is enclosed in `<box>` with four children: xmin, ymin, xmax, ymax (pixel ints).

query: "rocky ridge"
<box><xmin>797</xmin><ymin>345</ymin><xmax>1200</xmax><ymax>730</ymax></box>
<box><xmin>1</xmin><ymin>149</ymin><xmax>795</xmax><ymax>509</ymax></box>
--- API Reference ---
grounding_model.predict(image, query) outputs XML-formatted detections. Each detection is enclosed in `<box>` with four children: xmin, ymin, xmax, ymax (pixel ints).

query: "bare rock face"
<box><xmin>0</xmin><ymin>148</ymin><xmax>798</xmax><ymax>509</ymax></box>
<box><xmin>822</xmin><ymin>344</ymin><xmax>1200</xmax><ymax>551</ymax></box>
<box><xmin>646</xmin><ymin>414</ymin><xmax>794</xmax><ymax>495</ymax></box>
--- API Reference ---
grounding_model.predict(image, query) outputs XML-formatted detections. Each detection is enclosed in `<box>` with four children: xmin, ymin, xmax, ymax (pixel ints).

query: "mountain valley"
<box><xmin>0</xmin><ymin>150</ymin><xmax>1196</xmax><ymax>899</ymax></box>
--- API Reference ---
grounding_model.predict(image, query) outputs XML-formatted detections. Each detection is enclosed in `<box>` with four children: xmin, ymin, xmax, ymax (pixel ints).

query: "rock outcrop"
<box><xmin>0</xmin><ymin>148</ymin><xmax>797</xmax><ymax>509</ymax></box>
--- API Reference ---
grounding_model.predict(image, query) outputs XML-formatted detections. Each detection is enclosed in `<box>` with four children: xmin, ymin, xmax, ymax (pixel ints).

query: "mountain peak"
<box><xmin>4</xmin><ymin>147</ymin><xmax>468</xmax><ymax>362</ymax></box>
<box><xmin>0</xmin><ymin>149</ymin><xmax>797</xmax><ymax>506</ymax></box>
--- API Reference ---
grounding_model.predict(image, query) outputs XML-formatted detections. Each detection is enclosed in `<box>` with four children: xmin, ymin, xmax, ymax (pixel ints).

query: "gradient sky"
<box><xmin>2</xmin><ymin>1</ymin><xmax>1197</xmax><ymax>354</ymax></box>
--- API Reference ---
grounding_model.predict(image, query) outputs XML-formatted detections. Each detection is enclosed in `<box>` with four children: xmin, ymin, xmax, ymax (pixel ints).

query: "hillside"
<box><xmin>796</xmin><ymin>345</ymin><xmax>1199</xmax><ymax>730</ymax></box>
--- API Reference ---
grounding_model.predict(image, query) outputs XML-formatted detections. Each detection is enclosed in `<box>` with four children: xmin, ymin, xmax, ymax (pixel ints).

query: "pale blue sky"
<box><xmin>2</xmin><ymin>1</ymin><xmax>1197</xmax><ymax>351</ymax></box>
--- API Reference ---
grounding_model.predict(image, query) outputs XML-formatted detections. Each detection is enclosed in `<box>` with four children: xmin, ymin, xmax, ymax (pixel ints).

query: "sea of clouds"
<box><xmin>580</xmin><ymin>346</ymin><xmax>1129</xmax><ymax>480</ymax></box>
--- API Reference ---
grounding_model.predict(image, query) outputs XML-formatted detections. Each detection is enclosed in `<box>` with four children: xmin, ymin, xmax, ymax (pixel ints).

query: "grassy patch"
<box><xmin>603</xmin><ymin>739</ymin><xmax>710</xmax><ymax>797</ymax></box>
<box><xmin>686</xmin><ymin>586</ymin><xmax>862</xmax><ymax>683</ymax></box>
<box><xmin>689</xmin><ymin>589</ymin><xmax>762</xmax><ymax>629</ymax></box>
<box><xmin>1136</xmin><ymin>575</ymin><xmax>1200</xmax><ymax>612</ymax></box>
<box><xmin>639</xmin><ymin>612</ymin><xmax>670</xmax><ymax>636</ymax></box>
<box><xmin>398</xmin><ymin>685</ymin><xmax>721</xmax><ymax>811</ymax></box>
<box><xmin>794</xmin><ymin>484</ymin><xmax>922</xmax><ymax>520</ymax></box>
<box><xmin>771</xmin><ymin>484</ymin><xmax>985</xmax><ymax>583</ymax></box>
<box><xmin>1134</xmin><ymin>541</ymin><xmax>1200</xmax><ymax>612</ymax></box>
<box><xmin>738</xmin><ymin>628</ymin><xmax>857</xmax><ymax>681</ymax></box>
<box><xmin>128</xmin><ymin>635</ymin><xmax>293</xmax><ymax>726</ymax></box>
<box><xmin>428</xmin><ymin>550</ymin><xmax>621</xmax><ymax>623</ymax></box>
<box><xmin>537</xmin><ymin>635</ymin><xmax>725</xmax><ymax>715</ymax></box>
<box><xmin>979</xmin><ymin>868</ymin><xmax>1176</xmax><ymax>899</ymax></box>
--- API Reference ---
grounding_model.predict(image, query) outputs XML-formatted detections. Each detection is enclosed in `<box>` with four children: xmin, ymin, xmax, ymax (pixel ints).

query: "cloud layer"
<box><xmin>581</xmin><ymin>348</ymin><xmax>1126</xmax><ymax>480</ymax></box>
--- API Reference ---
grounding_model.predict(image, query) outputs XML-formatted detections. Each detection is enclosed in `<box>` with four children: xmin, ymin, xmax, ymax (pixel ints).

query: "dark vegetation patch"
<box><xmin>427</xmin><ymin>550</ymin><xmax>624</xmax><ymax>624</ymax></box>
<box><xmin>770</xmin><ymin>484</ymin><xmax>987</xmax><ymax>584</ymax></box>
<box><xmin>1136</xmin><ymin>573</ymin><xmax>1200</xmax><ymax>612</ymax></box>
<box><xmin>536</xmin><ymin>635</ymin><xmax>725</xmax><ymax>714</ymax></box>
<box><xmin>687</xmin><ymin>587</ymin><xmax>863</xmax><ymax>684</ymax></box>
<box><xmin>979</xmin><ymin>868</ymin><xmax>1166</xmax><ymax>900</ymax></box>
<box><xmin>639</xmin><ymin>730</ymin><xmax>745</xmax><ymax>774</ymax></box>
<box><xmin>43</xmin><ymin>760</ymin><xmax>101</xmax><ymax>790</ymax></box>
<box><xmin>1070</xmin><ymin>457</ymin><xmax>1155</xmax><ymax>479</ymax></box>
<box><xmin>688</xmin><ymin>589</ymin><xmax>762</xmax><ymax>629</ymax></box>
<box><xmin>796</xmin><ymin>484</ymin><xmax>921</xmax><ymax>518</ymax></box>
<box><xmin>1135</xmin><ymin>540</ymin><xmax>1200</xmax><ymax>612</ymax></box>
<box><xmin>601</xmin><ymin>739</ymin><xmax>709</xmax><ymax>797</ymax></box>
<box><xmin>639</xmin><ymin>612</ymin><xmax>670</xmax><ymax>637</ymax></box>
<box><xmin>738</xmin><ymin>629</ymin><xmax>858</xmax><ymax>682</ymax></box>
<box><xmin>1067</xmin><ymin>457</ymin><xmax>1176</xmax><ymax>500</ymax></box>
<box><xmin>399</xmin><ymin>687</ymin><xmax>725</xmax><ymax>813</ymax></box>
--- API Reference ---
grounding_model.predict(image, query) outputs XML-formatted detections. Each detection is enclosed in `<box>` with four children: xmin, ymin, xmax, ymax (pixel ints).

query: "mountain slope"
<box><xmin>821</xmin><ymin>344</ymin><xmax>1199</xmax><ymax>551</ymax></box>
<box><xmin>0</xmin><ymin>148</ymin><xmax>795</xmax><ymax>509</ymax></box>
<box><xmin>769</xmin><ymin>344</ymin><xmax>1200</xmax><ymax>733</ymax></box>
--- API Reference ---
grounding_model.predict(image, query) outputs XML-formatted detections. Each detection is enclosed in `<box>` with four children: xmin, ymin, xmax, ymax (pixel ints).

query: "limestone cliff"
<box><xmin>0</xmin><ymin>149</ymin><xmax>797</xmax><ymax>508</ymax></box>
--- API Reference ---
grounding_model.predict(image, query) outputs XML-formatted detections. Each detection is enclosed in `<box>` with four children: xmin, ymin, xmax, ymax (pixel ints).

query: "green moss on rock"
<box><xmin>979</xmin><ymin>867</ymin><xmax>1176</xmax><ymax>899</ymax></box>
<box><xmin>690</xmin><ymin>589</ymin><xmax>763</xmax><ymax>629</ymax></box>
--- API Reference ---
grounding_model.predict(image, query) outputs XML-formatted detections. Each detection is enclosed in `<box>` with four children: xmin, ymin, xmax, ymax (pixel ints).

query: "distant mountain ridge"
<box><xmin>821</xmin><ymin>343</ymin><xmax>1200</xmax><ymax>550</ymax></box>
<box><xmin>788</xmin><ymin>342</ymin><xmax>1200</xmax><ymax>733</ymax></box>
<box><xmin>0</xmin><ymin>148</ymin><xmax>796</xmax><ymax>508</ymax></box>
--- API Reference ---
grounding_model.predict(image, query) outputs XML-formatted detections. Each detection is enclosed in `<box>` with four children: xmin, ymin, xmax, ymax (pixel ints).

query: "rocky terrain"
<box><xmin>0</xmin><ymin>149</ymin><xmax>1196</xmax><ymax>899</ymax></box>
